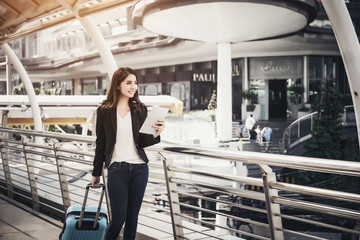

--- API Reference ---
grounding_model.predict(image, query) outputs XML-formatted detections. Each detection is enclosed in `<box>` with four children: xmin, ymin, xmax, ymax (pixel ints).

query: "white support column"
<box><xmin>5</xmin><ymin>56</ymin><xmax>12</xmax><ymax>95</ymax></box>
<box><xmin>77</xmin><ymin>16</ymin><xmax>117</xmax><ymax>82</ymax></box>
<box><xmin>217</xmin><ymin>42</ymin><xmax>232</xmax><ymax>142</ymax></box>
<box><xmin>1</xmin><ymin>43</ymin><xmax>43</xmax><ymax>178</ymax></box>
<box><xmin>57</xmin><ymin>0</ymin><xmax>117</xmax><ymax>83</ymax></box>
<box><xmin>322</xmin><ymin>0</ymin><xmax>360</xmax><ymax>150</ymax></box>
<box><xmin>1</xmin><ymin>43</ymin><xmax>42</xmax><ymax>131</ymax></box>
<box><xmin>303</xmin><ymin>56</ymin><xmax>308</xmax><ymax>104</ymax></box>
<box><xmin>243</xmin><ymin>57</ymin><xmax>249</xmax><ymax>104</ymax></box>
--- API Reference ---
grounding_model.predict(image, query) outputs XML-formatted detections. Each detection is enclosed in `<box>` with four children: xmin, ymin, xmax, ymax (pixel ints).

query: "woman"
<box><xmin>91</xmin><ymin>67</ymin><xmax>165</xmax><ymax>240</ymax></box>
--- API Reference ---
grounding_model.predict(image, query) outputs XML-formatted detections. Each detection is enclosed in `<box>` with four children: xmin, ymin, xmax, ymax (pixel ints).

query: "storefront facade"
<box><xmin>134</xmin><ymin>54</ymin><xmax>348</xmax><ymax>121</ymax></box>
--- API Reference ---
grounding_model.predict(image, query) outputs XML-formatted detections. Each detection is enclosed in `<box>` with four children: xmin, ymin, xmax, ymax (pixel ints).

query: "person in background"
<box><xmin>249</xmin><ymin>126</ymin><xmax>257</xmax><ymax>143</ymax></box>
<box><xmin>91</xmin><ymin>67</ymin><xmax>165</xmax><ymax>240</ymax></box>
<box><xmin>236</xmin><ymin>121</ymin><xmax>245</xmax><ymax>139</ymax></box>
<box><xmin>245</xmin><ymin>114</ymin><xmax>256</xmax><ymax>134</ymax></box>
<box><xmin>261</xmin><ymin>123</ymin><xmax>272</xmax><ymax>152</ymax></box>
<box><xmin>255</xmin><ymin>125</ymin><xmax>262</xmax><ymax>145</ymax></box>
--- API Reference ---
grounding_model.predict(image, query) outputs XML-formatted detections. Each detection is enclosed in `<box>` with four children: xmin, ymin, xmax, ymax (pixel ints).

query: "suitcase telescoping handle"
<box><xmin>78</xmin><ymin>183</ymin><xmax>106</xmax><ymax>229</ymax></box>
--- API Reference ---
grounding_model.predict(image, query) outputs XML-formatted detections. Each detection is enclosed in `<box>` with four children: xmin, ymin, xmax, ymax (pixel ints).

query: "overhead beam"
<box><xmin>0</xmin><ymin>0</ymin><xmax>21</xmax><ymax>15</ymax></box>
<box><xmin>0</xmin><ymin>0</ymin><xmax>134</xmax><ymax>44</ymax></box>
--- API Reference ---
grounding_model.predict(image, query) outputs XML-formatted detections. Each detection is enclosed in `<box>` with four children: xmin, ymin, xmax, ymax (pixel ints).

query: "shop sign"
<box><xmin>250</xmin><ymin>57</ymin><xmax>303</xmax><ymax>79</ymax></box>
<box><xmin>192</xmin><ymin>64</ymin><xmax>240</xmax><ymax>82</ymax></box>
<box><xmin>193</xmin><ymin>73</ymin><xmax>216</xmax><ymax>83</ymax></box>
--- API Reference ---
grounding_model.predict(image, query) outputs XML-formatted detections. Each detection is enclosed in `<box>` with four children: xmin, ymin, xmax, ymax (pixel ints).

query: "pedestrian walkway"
<box><xmin>0</xmin><ymin>197</ymin><xmax>62</xmax><ymax>240</ymax></box>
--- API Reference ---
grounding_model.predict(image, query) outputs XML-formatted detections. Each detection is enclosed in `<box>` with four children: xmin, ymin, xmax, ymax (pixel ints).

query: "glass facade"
<box><xmin>308</xmin><ymin>56</ymin><xmax>342</xmax><ymax>102</ymax></box>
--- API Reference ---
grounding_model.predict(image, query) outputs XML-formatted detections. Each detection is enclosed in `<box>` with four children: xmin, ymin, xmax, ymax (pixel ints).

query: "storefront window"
<box><xmin>191</xmin><ymin>82</ymin><xmax>214</xmax><ymax>110</ymax></box>
<box><xmin>249</xmin><ymin>79</ymin><xmax>265</xmax><ymax>118</ymax></box>
<box><xmin>169</xmin><ymin>82</ymin><xmax>190</xmax><ymax>111</ymax></box>
<box><xmin>82</xmin><ymin>79</ymin><xmax>97</xmax><ymax>95</ymax></box>
<box><xmin>309</xmin><ymin>56</ymin><xmax>322</xmax><ymax>79</ymax></box>
<box><xmin>287</xmin><ymin>78</ymin><xmax>303</xmax><ymax>105</ymax></box>
<box><xmin>308</xmin><ymin>56</ymin><xmax>339</xmax><ymax>102</ymax></box>
<box><xmin>0</xmin><ymin>82</ymin><xmax>6</xmax><ymax>95</ymax></box>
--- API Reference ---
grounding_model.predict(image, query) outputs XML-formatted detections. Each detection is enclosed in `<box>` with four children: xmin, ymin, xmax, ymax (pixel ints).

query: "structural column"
<box><xmin>78</xmin><ymin>16</ymin><xmax>118</xmax><ymax>82</ymax></box>
<box><xmin>322</xmin><ymin>0</ymin><xmax>360</xmax><ymax>150</ymax></box>
<box><xmin>57</xmin><ymin>0</ymin><xmax>118</xmax><ymax>83</ymax></box>
<box><xmin>1</xmin><ymin>43</ymin><xmax>42</xmax><ymax>131</ymax></box>
<box><xmin>216</xmin><ymin>42</ymin><xmax>232</xmax><ymax>142</ymax></box>
<box><xmin>1</xmin><ymin>43</ymin><xmax>43</xmax><ymax>178</ymax></box>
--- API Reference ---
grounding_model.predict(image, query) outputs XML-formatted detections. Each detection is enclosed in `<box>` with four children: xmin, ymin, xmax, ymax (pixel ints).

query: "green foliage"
<box><xmin>288</xmin><ymin>84</ymin><xmax>304</xmax><ymax>97</ymax></box>
<box><xmin>294</xmin><ymin>170</ymin><xmax>348</xmax><ymax>189</ymax></box>
<box><xmin>304</xmin><ymin>89</ymin><xmax>345</xmax><ymax>160</ymax></box>
<box><xmin>242</xmin><ymin>89</ymin><xmax>257</xmax><ymax>111</ymax></box>
<box><xmin>241</xmin><ymin>89</ymin><xmax>257</xmax><ymax>104</ymax></box>
<box><xmin>12</xmin><ymin>83</ymin><xmax>26</xmax><ymax>95</ymax></box>
<box><xmin>296</xmin><ymin>90</ymin><xmax>360</xmax><ymax>192</ymax></box>
<box><xmin>288</xmin><ymin>84</ymin><xmax>304</xmax><ymax>104</ymax></box>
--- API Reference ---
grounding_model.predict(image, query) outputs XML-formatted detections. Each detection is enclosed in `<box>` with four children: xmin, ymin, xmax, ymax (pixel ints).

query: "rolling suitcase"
<box><xmin>59</xmin><ymin>183</ymin><xmax>108</xmax><ymax>240</ymax></box>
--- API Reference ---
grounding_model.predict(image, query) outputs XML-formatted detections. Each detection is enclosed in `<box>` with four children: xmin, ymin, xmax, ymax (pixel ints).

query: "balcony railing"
<box><xmin>0</xmin><ymin>127</ymin><xmax>360</xmax><ymax>239</ymax></box>
<box><xmin>281</xmin><ymin>105</ymin><xmax>356</xmax><ymax>154</ymax></box>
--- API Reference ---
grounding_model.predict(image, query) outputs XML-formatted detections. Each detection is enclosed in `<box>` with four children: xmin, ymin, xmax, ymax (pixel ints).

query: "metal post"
<box><xmin>288</xmin><ymin>126</ymin><xmax>291</xmax><ymax>147</ymax></box>
<box><xmin>102</xmin><ymin>169</ymin><xmax>111</xmax><ymax>221</ymax></box>
<box><xmin>0</xmin><ymin>138</ymin><xmax>13</xmax><ymax>199</ymax></box>
<box><xmin>22</xmin><ymin>137</ymin><xmax>40</xmax><ymax>212</ymax></box>
<box><xmin>258</xmin><ymin>164</ymin><xmax>284</xmax><ymax>240</ymax></box>
<box><xmin>162</xmin><ymin>156</ymin><xmax>184</xmax><ymax>239</ymax></box>
<box><xmin>297</xmin><ymin>120</ymin><xmax>301</xmax><ymax>141</ymax></box>
<box><xmin>5</xmin><ymin>56</ymin><xmax>12</xmax><ymax>95</ymax></box>
<box><xmin>53</xmin><ymin>142</ymin><xmax>71</xmax><ymax>211</ymax></box>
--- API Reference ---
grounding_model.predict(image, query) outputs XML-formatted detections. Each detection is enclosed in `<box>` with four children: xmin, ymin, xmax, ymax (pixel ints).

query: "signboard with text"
<box><xmin>250</xmin><ymin>56</ymin><xmax>303</xmax><ymax>79</ymax></box>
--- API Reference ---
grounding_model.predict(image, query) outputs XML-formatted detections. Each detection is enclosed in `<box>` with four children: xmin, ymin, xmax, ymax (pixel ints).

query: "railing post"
<box><xmin>0</xmin><ymin>138</ymin><xmax>13</xmax><ymax>199</ymax></box>
<box><xmin>288</xmin><ymin>126</ymin><xmax>291</xmax><ymax>147</ymax></box>
<box><xmin>53</xmin><ymin>142</ymin><xmax>71</xmax><ymax>211</ymax></box>
<box><xmin>311</xmin><ymin>114</ymin><xmax>314</xmax><ymax>132</ymax></box>
<box><xmin>102</xmin><ymin>169</ymin><xmax>111</xmax><ymax>221</ymax></box>
<box><xmin>162</xmin><ymin>156</ymin><xmax>184</xmax><ymax>239</ymax></box>
<box><xmin>22</xmin><ymin>137</ymin><xmax>40</xmax><ymax>212</ymax></box>
<box><xmin>258</xmin><ymin>164</ymin><xmax>284</xmax><ymax>240</ymax></box>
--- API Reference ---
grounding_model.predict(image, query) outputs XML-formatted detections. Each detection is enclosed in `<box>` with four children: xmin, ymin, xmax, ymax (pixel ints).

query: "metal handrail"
<box><xmin>1</xmin><ymin>127</ymin><xmax>360</xmax><ymax>239</ymax></box>
<box><xmin>281</xmin><ymin>105</ymin><xmax>355</xmax><ymax>154</ymax></box>
<box><xmin>281</xmin><ymin>111</ymin><xmax>317</xmax><ymax>154</ymax></box>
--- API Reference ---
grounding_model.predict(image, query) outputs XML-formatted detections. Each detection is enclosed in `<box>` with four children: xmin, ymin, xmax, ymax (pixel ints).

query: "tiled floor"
<box><xmin>0</xmin><ymin>198</ymin><xmax>62</xmax><ymax>240</ymax></box>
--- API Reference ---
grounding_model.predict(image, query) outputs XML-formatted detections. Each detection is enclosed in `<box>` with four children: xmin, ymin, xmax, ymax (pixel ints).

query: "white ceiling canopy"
<box><xmin>133</xmin><ymin>0</ymin><xmax>318</xmax><ymax>43</ymax></box>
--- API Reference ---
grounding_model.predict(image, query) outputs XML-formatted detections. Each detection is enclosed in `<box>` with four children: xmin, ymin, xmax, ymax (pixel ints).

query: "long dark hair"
<box><xmin>101</xmin><ymin>67</ymin><xmax>144</xmax><ymax>113</ymax></box>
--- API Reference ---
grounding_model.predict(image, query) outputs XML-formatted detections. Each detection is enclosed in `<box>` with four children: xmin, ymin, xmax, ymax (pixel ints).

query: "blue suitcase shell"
<box><xmin>60</xmin><ymin>184</ymin><xmax>108</xmax><ymax>240</ymax></box>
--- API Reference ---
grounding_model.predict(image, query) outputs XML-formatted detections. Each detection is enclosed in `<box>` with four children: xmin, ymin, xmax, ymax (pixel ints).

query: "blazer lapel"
<box><xmin>110</xmin><ymin>108</ymin><xmax>117</xmax><ymax>134</ymax></box>
<box><xmin>131</xmin><ymin>111</ymin><xmax>139</xmax><ymax>143</ymax></box>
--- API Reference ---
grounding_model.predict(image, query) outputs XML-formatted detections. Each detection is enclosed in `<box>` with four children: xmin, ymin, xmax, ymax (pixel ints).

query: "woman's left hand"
<box><xmin>153</xmin><ymin>120</ymin><xmax>165</xmax><ymax>138</ymax></box>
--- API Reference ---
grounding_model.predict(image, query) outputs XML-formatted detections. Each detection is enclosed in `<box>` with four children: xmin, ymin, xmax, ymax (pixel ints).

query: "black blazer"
<box><xmin>92</xmin><ymin>104</ymin><xmax>160</xmax><ymax>176</ymax></box>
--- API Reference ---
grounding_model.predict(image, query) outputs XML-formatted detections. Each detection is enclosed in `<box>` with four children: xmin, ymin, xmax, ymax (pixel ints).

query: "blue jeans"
<box><xmin>104</xmin><ymin>162</ymin><xmax>148</xmax><ymax>240</ymax></box>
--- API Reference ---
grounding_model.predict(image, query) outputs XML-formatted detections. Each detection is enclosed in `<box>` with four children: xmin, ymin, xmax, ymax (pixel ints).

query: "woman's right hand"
<box><xmin>91</xmin><ymin>176</ymin><xmax>101</xmax><ymax>188</ymax></box>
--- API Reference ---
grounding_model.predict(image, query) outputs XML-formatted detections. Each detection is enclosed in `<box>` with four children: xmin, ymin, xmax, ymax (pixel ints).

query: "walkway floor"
<box><xmin>0</xmin><ymin>197</ymin><xmax>62</xmax><ymax>240</ymax></box>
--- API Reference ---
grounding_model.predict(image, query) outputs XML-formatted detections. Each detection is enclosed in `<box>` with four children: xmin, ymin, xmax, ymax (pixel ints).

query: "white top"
<box><xmin>110</xmin><ymin>111</ymin><xmax>144</xmax><ymax>165</ymax></box>
<box><xmin>245</xmin><ymin>116</ymin><xmax>256</xmax><ymax>130</ymax></box>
